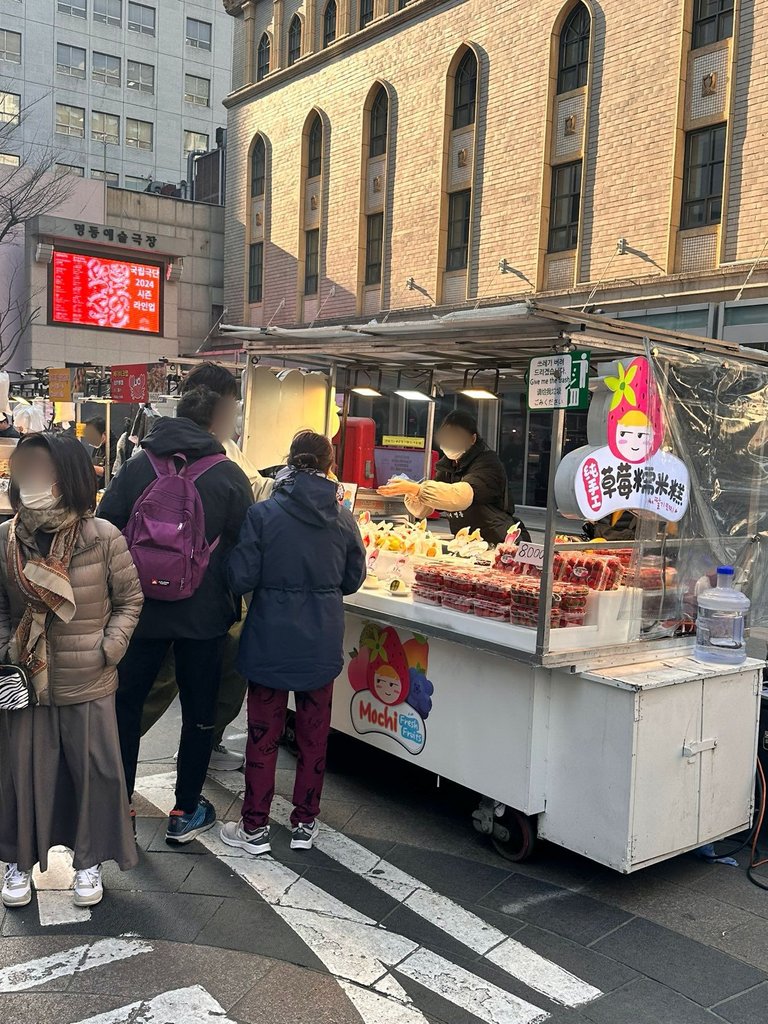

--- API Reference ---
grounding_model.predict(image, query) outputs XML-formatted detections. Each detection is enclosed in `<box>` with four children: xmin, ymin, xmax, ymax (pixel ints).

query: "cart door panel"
<box><xmin>630</xmin><ymin>681</ymin><xmax>701</xmax><ymax>864</ymax></box>
<box><xmin>698</xmin><ymin>669</ymin><xmax>759</xmax><ymax>843</ymax></box>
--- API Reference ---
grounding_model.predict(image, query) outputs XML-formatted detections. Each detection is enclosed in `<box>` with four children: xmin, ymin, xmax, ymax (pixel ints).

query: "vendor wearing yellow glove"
<box><xmin>379</xmin><ymin>411</ymin><xmax>528</xmax><ymax>545</ymax></box>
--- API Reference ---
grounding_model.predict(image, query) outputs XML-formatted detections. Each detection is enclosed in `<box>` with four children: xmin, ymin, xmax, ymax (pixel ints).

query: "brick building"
<box><xmin>220</xmin><ymin>0</ymin><xmax>768</xmax><ymax>345</ymax></box>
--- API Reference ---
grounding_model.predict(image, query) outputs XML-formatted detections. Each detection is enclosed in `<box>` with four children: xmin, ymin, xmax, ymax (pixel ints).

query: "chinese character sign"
<box><xmin>50</xmin><ymin>251</ymin><xmax>161</xmax><ymax>334</ymax></box>
<box><xmin>554</xmin><ymin>356</ymin><xmax>690</xmax><ymax>523</ymax></box>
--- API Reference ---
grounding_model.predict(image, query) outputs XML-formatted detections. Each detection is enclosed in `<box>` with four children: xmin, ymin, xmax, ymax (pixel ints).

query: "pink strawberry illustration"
<box><xmin>347</xmin><ymin>646</ymin><xmax>370</xmax><ymax>692</ymax></box>
<box><xmin>363</xmin><ymin>625</ymin><xmax>411</xmax><ymax>704</ymax></box>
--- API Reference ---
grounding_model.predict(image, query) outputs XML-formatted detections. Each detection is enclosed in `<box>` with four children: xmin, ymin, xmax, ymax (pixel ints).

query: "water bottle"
<box><xmin>694</xmin><ymin>566</ymin><xmax>750</xmax><ymax>666</ymax></box>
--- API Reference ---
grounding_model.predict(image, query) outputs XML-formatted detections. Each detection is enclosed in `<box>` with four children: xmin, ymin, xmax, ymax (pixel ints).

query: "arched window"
<box><xmin>369</xmin><ymin>87</ymin><xmax>388</xmax><ymax>158</ymax></box>
<box><xmin>557</xmin><ymin>3</ymin><xmax>590</xmax><ymax>94</ymax></box>
<box><xmin>307</xmin><ymin>115</ymin><xmax>322</xmax><ymax>179</ymax></box>
<box><xmin>323</xmin><ymin>0</ymin><xmax>337</xmax><ymax>47</ymax></box>
<box><xmin>453</xmin><ymin>50</ymin><xmax>477</xmax><ymax>130</ymax></box>
<box><xmin>257</xmin><ymin>33</ymin><xmax>270</xmax><ymax>82</ymax></box>
<box><xmin>250</xmin><ymin>135</ymin><xmax>265</xmax><ymax>198</ymax></box>
<box><xmin>288</xmin><ymin>15</ymin><xmax>302</xmax><ymax>66</ymax></box>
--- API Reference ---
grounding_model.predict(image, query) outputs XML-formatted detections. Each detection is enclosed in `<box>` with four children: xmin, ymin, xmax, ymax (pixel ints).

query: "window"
<box><xmin>125</xmin><ymin>174</ymin><xmax>147</xmax><ymax>191</ymax></box>
<box><xmin>126</xmin><ymin>116</ymin><xmax>153</xmax><ymax>150</ymax></box>
<box><xmin>91</xmin><ymin>168</ymin><xmax>119</xmax><ymax>185</ymax></box>
<box><xmin>93</xmin><ymin>52</ymin><xmax>120</xmax><ymax>87</ymax></box>
<box><xmin>365</xmin><ymin>213</ymin><xmax>384</xmax><ymax>286</ymax></box>
<box><xmin>55</xmin><ymin>102</ymin><xmax>84</xmax><ymax>137</ymax></box>
<box><xmin>128</xmin><ymin>1</ymin><xmax>155</xmax><ymax>36</ymax></box>
<box><xmin>58</xmin><ymin>0</ymin><xmax>87</xmax><ymax>17</ymax></box>
<box><xmin>288</xmin><ymin>15</ymin><xmax>302</xmax><ymax>66</ymax></box>
<box><xmin>453</xmin><ymin>50</ymin><xmax>477</xmax><ymax>130</ymax></box>
<box><xmin>185</xmin><ymin>73</ymin><xmax>210</xmax><ymax>106</ymax></box>
<box><xmin>558</xmin><ymin>3</ymin><xmax>590</xmax><ymax>94</ymax></box>
<box><xmin>0</xmin><ymin>92</ymin><xmax>20</xmax><ymax>126</ymax></box>
<box><xmin>56</xmin><ymin>162</ymin><xmax>85</xmax><ymax>176</ymax></box>
<box><xmin>57</xmin><ymin>43</ymin><xmax>86</xmax><ymax>79</ymax></box>
<box><xmin>360</xmin><ymin>0</ymin><xmax>374</xmax><ymax>28</ymax></box>
<box><xmin>692</xmin><ymin>0</ymin><xmax>734</xmax><ymax>50</ymax></box>
<box><xmin>369</xmin><ymin>87</ymin><xmax>388</xmax><ymax>157</ymax></box>
<box><xmin>249</xmin><ymin>242</ymin><xmax>264</xmax><ymax>303</ymax></box>
<box><xmin>323</xmin><ymin>0</ymin><xmax>337</xmax><ymax>47</ymax></box>
<box><xmin>0</xmin><ymin>29</ymin><xmax>21</xmax><ymax>64</ymax></box>
<box><xmin>0</xmin><ymin>153</ymin><xmax>19</xmax><ymax>166</ymax></box>
<box><xmin>93</xmin><ymin>0</ymin><xmax>121</xmax><ymax>27</ymax></box>
<box><xmin>304</xmin><ymin>229</ymin><xmax>319</xmax><ymax>295</ymax></box>
<box><xmin>92</xmin><ymin>110</ymin><xmax>119</xmax><ymax>145</ymax></box>
<box><xmin>446</xmin><ymin>189</ymin><xmax>471</xmax><ymax>270</ymax></box>
<box><xmin>398</xmin><ymin>0</ymin><xmax>408</xmax><ymax>7</ymax></box>
<box><xmin>682</xmin><ymin>123</ymin><xmax>726</xmax><ymax>228</ymax></box>
<box><xmin>307</xmin><ymin>115</ymin><xmax>322</xmax><ymax>178</ymax></box>
<box><xmin>127</xmin><ymin>60</ymin><xmax>154</xmax><ymax>93</ymax></box>
<box><xmin>183</xmin><ymin>129</ymin><xmax>208</xmax><ymax>155</ymax></box>
<box><xmin>548</xmin><ymin>160</ymin><xmax>582</xmax><ymax>251</ymax></box>
<box><xmin>186</xmin><ymin>17</ymin><xmax>211</xmax><ymax>51</ymax></box>
<box><xmin>251</xmin><ymin>135</ymin><xmax>265</xmax><ymax>197</ymax></box>
<box><xmin>257</xmin><ymin>33</ymin><xmax>270</xmax><ymax>81</ymax></box>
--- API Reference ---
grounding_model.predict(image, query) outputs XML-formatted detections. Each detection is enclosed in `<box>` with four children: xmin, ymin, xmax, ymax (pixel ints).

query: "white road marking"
<box><xmin>70</xmin><ymin>984</ymin><xmax>238</xmax><ymax>1024</ymax></box>
<box><xmin>0</xmin><ymin>938</ymin><xmax>152</xmax><ymax>993</ymax></box>
<box><xmin>33</xmin><ymin>847</ymin><xmax>91</xmax><ymax>926</ymax></box>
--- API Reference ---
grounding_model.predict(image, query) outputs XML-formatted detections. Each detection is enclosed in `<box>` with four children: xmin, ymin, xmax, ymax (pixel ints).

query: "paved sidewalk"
<box><xmin>0</xmin><ymin>701</ymin><xmax>767</xmax><ymax>1023</ymax></box>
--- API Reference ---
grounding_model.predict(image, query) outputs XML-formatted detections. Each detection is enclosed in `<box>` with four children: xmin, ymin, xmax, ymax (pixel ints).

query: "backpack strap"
<box><xmin>183</xmin><ymin>453</ymin><xmax>228</xmax><ymax>483</ymax></box>
<box><xmin>144</xmin><ymin>450</ymin><xmax>184</xmax><ymax>478</ymax></box>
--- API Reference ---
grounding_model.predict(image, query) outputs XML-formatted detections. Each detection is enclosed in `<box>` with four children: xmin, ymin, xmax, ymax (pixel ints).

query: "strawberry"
<box><xmin>365</xmin><ymin>625</ymin><xmax>410</xmax><ymax>703</ymax></box>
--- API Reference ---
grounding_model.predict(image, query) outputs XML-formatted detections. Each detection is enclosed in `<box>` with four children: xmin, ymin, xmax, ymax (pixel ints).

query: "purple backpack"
<box><xmin>124</xmin><ymin>450</ymin><xmax>227</xmax><ymax>602</ymax></box>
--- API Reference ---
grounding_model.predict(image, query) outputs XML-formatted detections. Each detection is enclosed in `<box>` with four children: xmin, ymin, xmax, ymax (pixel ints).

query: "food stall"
<box><xmin>227</xmin><ymin>302</ymin><xmax>768</xmax><ymax>872</ymax></box>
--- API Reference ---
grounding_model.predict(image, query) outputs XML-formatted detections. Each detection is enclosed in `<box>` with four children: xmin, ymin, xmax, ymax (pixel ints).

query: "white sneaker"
<box><xmin>220</xmin><ymin>820</ymin><xmax>271</xmax><ymax>855</ymax></box>
<box><xmin>290</xmin><ymin>821</ymin><xmax>319</xmax><ymax>850</ymax></box>
<box><xmin>73</xmin><ymin>864</ymin><xmax>103</xmax><ymax>907</ymax></box>
<box><xmin>209</xmin><ymin>744</ymin><xmax>245</xmax><ymax>772</ymax></box>
<box><xmin>2</xmin><ymin>864</ymin><xmax>32</xmax><ymax>908</ymax></box>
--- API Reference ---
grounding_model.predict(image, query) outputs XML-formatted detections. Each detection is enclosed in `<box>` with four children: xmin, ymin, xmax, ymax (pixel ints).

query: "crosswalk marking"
<box><xmin>33</xmin><ymin>848</ymin><xmax>91</xmax><ymax>926</ymax></box>
<box><xmin>0</xmin><ymin>938</ymin><xmax>152</xmax><ymax>993</ymax></box>
<box><xmin>71</xmin><ymin>984</ymin><xmax>237</xmax><ymax>1024</ymax></box>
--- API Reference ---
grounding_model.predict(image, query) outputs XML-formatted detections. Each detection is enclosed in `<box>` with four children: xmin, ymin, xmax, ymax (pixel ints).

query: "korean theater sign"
<box><xmin>50</xmin><ymin>250</ymin><xmax>162</xmax><ymax>335</ymax></box>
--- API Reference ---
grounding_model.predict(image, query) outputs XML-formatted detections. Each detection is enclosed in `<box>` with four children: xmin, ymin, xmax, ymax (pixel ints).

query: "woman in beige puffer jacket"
<box><xmin>0</xmin><ymin>432</ymin><xmax>143</xmax><ymax>911</ymax></box>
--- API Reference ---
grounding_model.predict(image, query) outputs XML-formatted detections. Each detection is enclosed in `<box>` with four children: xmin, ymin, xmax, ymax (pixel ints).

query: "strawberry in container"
<box><xmin>594</xmin><ymin>548</ymin><xmax>634</xmax><ymax>568</ymax></box>
<box><xmin>554</xmin><ymin>581</ymin><xmax>590</xmax><ymax>613</ymax></box>
<box><xmin>553</xmin><ymin>552</ymin><xmax>623</xmax><ymax>591</ymax></box>
<box><xmin>413</xmin><ymin>561</ymin><xmax>444</xmax><ymax>588</ymax></box>
<box><xmin>412</xmin><ymin>583</ymin><xmax>443</xmax><ymax>607</ymax></box>
<box><xmin>493</xmin><ymin>543</ymin><xmax>518</xmax><ymax>570</ymax></box>
<box><xmin>441</xmin><ymin>568</ymin><xmax>477</xmax><ymax>596</ymax></box>
<box><xmin>475</xmin><ymin>572</ymin><xmax>515</xmax><ymax>602</ymax></box>
<box><xmin>474</xmin><ymin>599</ymin><xmax>510</xmax><ymax>621</ymax></box>
<box><xmin>442</xmin><ymin>592</ymin><xmax>475</xmax><ymax>615</ymax></box>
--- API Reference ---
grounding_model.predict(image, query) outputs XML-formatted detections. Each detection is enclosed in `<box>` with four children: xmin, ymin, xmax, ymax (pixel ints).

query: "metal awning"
<box><xmin>215</xmin><ymin>300</ymin><xmax>768</xmax><ymax>369</ymax></box>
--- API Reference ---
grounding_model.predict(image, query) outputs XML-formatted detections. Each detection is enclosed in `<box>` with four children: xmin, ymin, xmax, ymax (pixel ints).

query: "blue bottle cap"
<box><xmin>717</xmin><ymin>566</ymin><xmax>735</xmax><ymax>575</ymax></box>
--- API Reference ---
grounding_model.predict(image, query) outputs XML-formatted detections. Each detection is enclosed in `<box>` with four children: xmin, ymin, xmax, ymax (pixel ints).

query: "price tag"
<box><xmin>514</xmin><ymin>541</ymin><xmax>545</xmax><ymax>569</ymax></box>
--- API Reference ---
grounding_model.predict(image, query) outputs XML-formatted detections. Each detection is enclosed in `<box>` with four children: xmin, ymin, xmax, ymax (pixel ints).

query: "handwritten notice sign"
<box><xmin>514</xmin><ymin>541</ymin><xmax>545</xmax><ymax>569</ymax></box>
<box><xmin>528</xmin><ymin>351</ymin><xmax>590</xmax><ymax>410</ymax></box>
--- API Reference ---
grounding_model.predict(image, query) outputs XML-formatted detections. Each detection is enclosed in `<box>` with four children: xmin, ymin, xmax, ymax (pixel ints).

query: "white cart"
<box><xmin>333</xmin><ymin>591</ymin><xmax>761</xmax><ymax>873</ymax></box>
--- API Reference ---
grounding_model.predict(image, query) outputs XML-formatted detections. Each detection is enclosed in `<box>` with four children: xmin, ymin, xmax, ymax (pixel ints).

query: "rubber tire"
<box><xmin>491</xmin><ymin>808</ymin><xmax>537</xmax><ymax>863</ymax></box>
<box><xmin>282</xmin><ymin>710</ymin><xmax>299</xmax><ymax>755</ymax></box>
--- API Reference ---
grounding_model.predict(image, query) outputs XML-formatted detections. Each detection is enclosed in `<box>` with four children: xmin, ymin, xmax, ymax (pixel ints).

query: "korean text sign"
<box><xmin>50</xmin><ymin>251</ymin><xmax>162</xmax><ymax>335</ymax></box>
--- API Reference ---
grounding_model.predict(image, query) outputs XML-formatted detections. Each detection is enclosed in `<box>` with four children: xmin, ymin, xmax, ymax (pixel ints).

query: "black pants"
<box><xmin>116</xmin><ymin>636</ymin><xmax>226</xmax><ymax>814</ymax></box>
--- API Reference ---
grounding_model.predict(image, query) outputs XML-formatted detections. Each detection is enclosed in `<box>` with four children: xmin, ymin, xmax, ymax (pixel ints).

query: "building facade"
<box><xmin>220</xmin><ymin>0</ymin><xmax>768</xmax><ymax>346</ymax></box>
<box><xmin>0</xmin><ymin>0</ymin><xmax>232</xmax><ymax>188</ymax></box>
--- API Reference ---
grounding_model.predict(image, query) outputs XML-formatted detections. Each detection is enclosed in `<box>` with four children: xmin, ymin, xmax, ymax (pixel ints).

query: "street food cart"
<box><xmin>227</xmin><ymin>301</ymin><xmax>768</xmax><ymax>872</ymax></box>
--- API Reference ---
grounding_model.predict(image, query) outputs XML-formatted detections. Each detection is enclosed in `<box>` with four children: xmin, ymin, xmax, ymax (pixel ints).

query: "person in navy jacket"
<box><xmin>221</xmin><ymin>430</ymin><xmax>366</xmax><ymax>855</ymax></box>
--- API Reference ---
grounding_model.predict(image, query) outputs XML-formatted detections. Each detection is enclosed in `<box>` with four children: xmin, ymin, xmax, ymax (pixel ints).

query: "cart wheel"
<box><xmin>282</xmin><ymin>710</ymin><xmax>298</xmax><ymax>755</ymax></box>
<box><xmin>491</xmin><ymin>808</ymin><xmax>536</xmax><ymax>863</ymax></box>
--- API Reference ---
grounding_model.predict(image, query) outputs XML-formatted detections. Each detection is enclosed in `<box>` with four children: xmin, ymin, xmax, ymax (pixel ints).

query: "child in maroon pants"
<box><xmin>221</xmin><ymin>431</ymin><xmax>366</xmax><ymax>853</ymax></box>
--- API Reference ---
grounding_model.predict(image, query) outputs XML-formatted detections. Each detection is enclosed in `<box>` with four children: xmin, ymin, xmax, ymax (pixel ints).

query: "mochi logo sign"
<box><xmin>555</xmin><ymin>357</ymin><xmax>690</xmax><ymax>523</ymax></box>
<box><xmin>347</xmin><ymin>623</ymin><xmax>434</xmax><ymax>755</ymax></box>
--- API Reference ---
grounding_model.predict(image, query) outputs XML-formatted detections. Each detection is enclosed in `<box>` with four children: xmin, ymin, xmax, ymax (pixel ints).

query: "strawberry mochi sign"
<box><xmin>347</xmin><ymin>623</ymin><xmax>434</xmax><ymax>756</ymax></box>
<box><xmin>554</xmin><ymin>357</ymin><xmax>690</xmax><ymax>523</ymax></box>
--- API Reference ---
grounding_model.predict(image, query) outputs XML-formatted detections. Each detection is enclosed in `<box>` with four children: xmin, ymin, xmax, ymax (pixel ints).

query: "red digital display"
<box><xmin>50</xmin><ymin>250</ymin><xmax>162</xmax><ymax>335</ymax></box>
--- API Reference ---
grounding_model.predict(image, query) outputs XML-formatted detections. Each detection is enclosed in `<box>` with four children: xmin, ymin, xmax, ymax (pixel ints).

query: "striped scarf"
<box><xmin>7</xmin><ymin>508</ymin><xmax>82</xmax><ymax>703</ymax></box>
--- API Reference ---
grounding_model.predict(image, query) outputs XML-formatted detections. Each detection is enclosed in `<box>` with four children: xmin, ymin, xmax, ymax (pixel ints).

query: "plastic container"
<box><xmin>473</xmin><ymin>599</ymin><xmax>510</xmax><ymax>621</ymax></box>
<box><xmin>441</xmin><ymin>570</ymin><xmax>477</xmax><ymax>596</ymax></box>
<box><xmin>442</xmin><ymin>593</ymin><xmax>475</xmax><ymax>615</ymax></box>
<box><xmin>694</xmin><ymin>567</ymin><xmax>750</xmax><ymax>666</ymax></box>
<box><xmin>412</xmin><ymin>584</ymin><xmax>442</xmax><ymax>606</ymax></box>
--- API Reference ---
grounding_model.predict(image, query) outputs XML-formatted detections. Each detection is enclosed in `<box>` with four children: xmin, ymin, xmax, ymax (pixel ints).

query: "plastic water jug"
<box><xmin>694</xmin><ymin>566</ymin><xmax>750</xmax><ymax>666</ymax></box>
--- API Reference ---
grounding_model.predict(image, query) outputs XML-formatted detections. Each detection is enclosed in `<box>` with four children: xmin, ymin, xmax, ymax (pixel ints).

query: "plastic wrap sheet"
<box><xmin>645</xmin><ymin>346</ymin><xmax>768</xmax><ymax>630</ymax></box>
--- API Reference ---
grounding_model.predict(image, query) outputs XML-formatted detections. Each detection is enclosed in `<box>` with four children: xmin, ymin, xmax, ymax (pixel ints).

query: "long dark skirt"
<box><xmin>0</xmin><ymin>694</ymin><xmax>138</xmax><ymax>873</ymax></box>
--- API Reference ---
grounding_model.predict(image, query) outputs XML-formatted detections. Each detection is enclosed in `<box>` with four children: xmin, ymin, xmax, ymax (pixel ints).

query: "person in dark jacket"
<box><xmin>379</xmin><ymin>410</ymin><xmax>528</xmax><ymax>545</ymax></box>
<box><xmin>98</xmin><ymin>386</ymin><xmax>253</xmax><ymax>845</ymax></box>
<box><xmin>0</xmin><ymin>411</ymin><xmax>19</xmax><ymax>439</ymax></box>
<box><xmin>221</xmin><ymin>430</ymin><xmax>366</xmax><ymax>855</ymax></box>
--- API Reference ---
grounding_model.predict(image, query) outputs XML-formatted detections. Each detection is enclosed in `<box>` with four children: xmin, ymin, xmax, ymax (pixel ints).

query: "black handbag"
<box><xmin>0</xmin><ymin>662</ymin><xmax>36</xmax><ymax>711</ymax></box>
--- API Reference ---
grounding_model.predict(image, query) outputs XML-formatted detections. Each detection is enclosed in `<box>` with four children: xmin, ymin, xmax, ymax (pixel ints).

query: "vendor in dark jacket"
<box><xmin>379</xmin><ymin>410</ymin><xmax>528</xmax><ymax>545</ymax></box>
<box><xmin>220</xmin><ymin>430</ymin><xmax>366</xmax><ymax>856</ymax></box>
<box><xmin>0</xmin><ymin>411</ymin><xmax>19</xmax><ymax>439</ymax></box>
<box><xmin>98</xmin><ymin>386</ymin><xmax>253</xmax><ymax>845</ymax></box>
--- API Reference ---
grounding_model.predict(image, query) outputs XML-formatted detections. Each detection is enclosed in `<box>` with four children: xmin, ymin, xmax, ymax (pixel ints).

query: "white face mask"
<box><xmin>441</xmin><ymin>447</ymin><xmax>465</xmax><ymax>461</ymax></box>
<box><xmin>19</xmin><ymin>485</ymin><xmax>60</xmax><ymax>511</ymax></box>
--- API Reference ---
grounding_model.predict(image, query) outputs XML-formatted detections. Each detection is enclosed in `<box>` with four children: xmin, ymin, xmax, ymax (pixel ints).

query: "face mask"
<box><xmin>441</xmin><ymin>447</ymin><xmax>465</xmax><ymax>461</ymax></box>
<box><xmin>19</xmin><ymin>485</ymin><xmax>60</xmax><ymax>511</ymax></box>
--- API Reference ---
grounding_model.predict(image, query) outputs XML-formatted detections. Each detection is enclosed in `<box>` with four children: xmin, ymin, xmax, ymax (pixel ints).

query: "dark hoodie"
<box><xmin>229</xmin><ymin>470</ymin><xmax>366</xmax><ymax>691</ymax></box>
<box><xmin>98</xmin><ymin>416</ymin><xmax>253</xmax><ymax>639</ymax></box>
